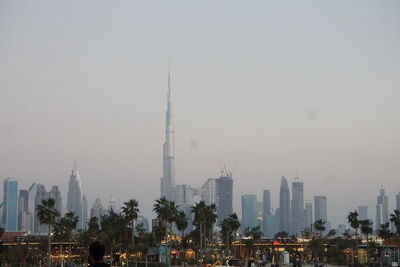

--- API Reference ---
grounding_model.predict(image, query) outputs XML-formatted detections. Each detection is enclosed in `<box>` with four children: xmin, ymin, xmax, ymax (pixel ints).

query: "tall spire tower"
<box><xmin>161</xmin><ymin>70</ymin><xmax>175</xmax><ymax>200</ymax></box>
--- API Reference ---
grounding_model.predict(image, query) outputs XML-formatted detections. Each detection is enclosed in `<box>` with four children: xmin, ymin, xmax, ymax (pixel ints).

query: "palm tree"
<box><xmin>192</xmin><ymin>201</ymin><xmax>208</xmax><ymax>256</ymax></box>
<box><xmin>377</xmin><ymin>222</ymin><xmax>393</xmax><ymax>241</ymax></box>
<box><xmin>347</xmin><ymin>210</ymin><xmax>360</xmax><ymax>262</ymax></box>
<box><xmin>359</xmin><ymin>219</ymin><xmax>373</xmax><ymax>262</ymax></box>
<box><xmin>390</xmin><ymin>209</ymin><xmax>400</xmax><ymax>237</ymax></box>
<box><xmin>36</xmin><ymin>198</ymin><xmax>60</xmax><ymax>267</ymax></box>
<box><xmin>53</xmin><ymin>216</ymin><xmax>69</xmax><ymax>267</ymax></box>
<box><xmin>204</xmin><ymin>203</ymin><xmax>218</xmax><ymax>250</ymax></box>
<box><xmin>122</xmin><ymin>198</ymin><xmax>140</xmax><ymax>264</ymax></box>
<box><xmin>153</xmin><ymin>197</ymin><xmax>178</xmax><ymax>265</ymax></box>
<box><xmin>313</xmin><ymin>219</ymin><xmax>326</xmax><ymax>237</ymax></box>
<box><xmin>63</xmin><ymin>212</ymin><xmax>79</xmax><ymax>264</ymax></box>
<box><xmin>175</xmin><ymin>210</ymin><xmax>188</xmax><ymax>237</ymax></box>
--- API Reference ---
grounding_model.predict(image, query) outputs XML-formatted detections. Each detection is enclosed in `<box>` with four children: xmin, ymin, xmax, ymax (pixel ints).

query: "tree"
<box><xmin>359</xmin><ymin>219</ymin><xmax>373</xmax><ymax>262</ymax></box>
<box><xmin>243</xmin><ymin>226</ymin><xmax>263</xmax><ymax>259</ymax></box>
<box><xmin>192</xmin><ymin>201</ymin><xmax>208</xmax><ymax>257</ymax></box>
<box><xmin>347</xmin><ymin>210</ymin><xmax>360</xmax><ymax>262</ymax></box>
<box><xmin>313</xmin><ymin>219</ymin><xmax>326</xmax><ymax>236</ymax></box>
<box><xmin>153</xmin><ymin>197</ymin><xmax>178</xmax><ymax>265</ymax></box>
<box><xmin>175</xmin><ymin>210</ymin><xmax>188</xmax><ymax>237</ymax></box>
<box><xmin>63</xmin><ymin>212</ymin><xmax>79</xmax><ymax>264</ymax></box>
<box><xmin>377</xmin><ymin>222</ymin><xmax>393</xmax><ymax>241</ymax></box>
<box><xmin>53</xmin><ymin>216</ymin><xmax>69</xmax><ymax>266</ymax></box>
<box><xmin>122</xmin><ymin>198</ymin><xmax>140</xmax><ymax>264</ymax></box>
<box><xmin>36</xmin><ymin>198</ymin><xmax>60</xmax><ymax>267</ymax></box>
<box><xmin>221</xmin><ymin>213</ymin><xmax>240</xmax><ymax>255</ymax></box>
<box><xmin>390</xmin><ymin>209</ymin><xmax>400</xmax><ymax>237</ymax></box>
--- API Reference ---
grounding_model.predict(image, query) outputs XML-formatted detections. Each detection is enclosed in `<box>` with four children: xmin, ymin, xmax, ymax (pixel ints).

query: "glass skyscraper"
<box><xmin>241</xmin><ymin>194</ymin><xmax>258</xmax><ymax>229</ymax></box>
<box><xmin>3</xmin><ymin>178</ymin><xmax>19</xmax><ymax>231</ymax></box>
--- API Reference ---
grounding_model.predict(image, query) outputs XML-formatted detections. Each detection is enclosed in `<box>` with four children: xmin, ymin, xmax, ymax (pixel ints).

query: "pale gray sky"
<box><xmin>0</xmin><ymin>1</ymin><xmax>399</xmax><ymax>227</ymax></box>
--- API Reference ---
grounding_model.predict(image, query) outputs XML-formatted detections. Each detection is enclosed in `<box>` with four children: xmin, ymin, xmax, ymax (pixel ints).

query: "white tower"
<box><xmin>161</xmin><ymin>71</ymin><xmax>175</xmax><ymax>201</ymax></box>
<box><xmin>67</xmin><ymin>162</ymin><xmax>84</xmax><ymax>229</ymax></box>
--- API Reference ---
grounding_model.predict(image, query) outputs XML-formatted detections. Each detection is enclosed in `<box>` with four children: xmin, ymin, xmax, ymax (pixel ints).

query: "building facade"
<box><xmin>2</xmin><ymin>178</ymin><xmax>19</xmax><ymax>231</ymax></box>
<box><xmin>216</xmin><ymin>173</ymin><xmax>233</xmax><ymax>225</ymax></box>
<box><xmin>291</xmin><ymin>181</ymin><xmax>305</xmax><ymax>235</ymax></box>
<box><xmin>241</xmin><ymin>194</ymin><xmax>258</xmax><ymax>229</ymax></box>
<box><xmin>278</xmin><ymin>176</ymin><xmax>291</xmax><ymax>233</ymax></box>
<box><xmin>375</xmin><ymin>186</ymin><xmax>389</xmax><ymax>230</ymax></box>
<box><xmin>314</xmin><ymin>196</ymin><xmax>327</xmax><ymax>223</ymax></box>
<box><xmin>67</xmin><ymin>168</ymin><xmax>84</xmax><ymax>229</ymax></box>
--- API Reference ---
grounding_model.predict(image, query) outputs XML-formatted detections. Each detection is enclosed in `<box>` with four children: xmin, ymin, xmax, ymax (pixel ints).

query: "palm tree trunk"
<box><xmin>199</xmin><ymin>222</ymin><xmax>203</xmax><ymax>259</ymax></box>
<box><xmin>132</xmin><ymin>219</ymin><xmax>135</xmax><ymax>265</ymax></box>
<box><xmin>48</xmin><ymin>224</ymin><xmax>52</xmax><ymax>267</ymax></box>
<box><xmin>60</xmin><ymin>240</ymin><xmax>63</xmax><ymax>267</ymax></box>
<box><xmin>355</xmin><ymin>229</ymin><xmax>359</xmax><ymax>264</ymax></box>
<box><xmin>366</xmin><ymin>233</ymin><xmax>370</xmax><ymax>263</ymax></box>
<box><xmin>68</xmin><ymin>233</ymin><xmax>72</xmax><ymax>264</ymax></box>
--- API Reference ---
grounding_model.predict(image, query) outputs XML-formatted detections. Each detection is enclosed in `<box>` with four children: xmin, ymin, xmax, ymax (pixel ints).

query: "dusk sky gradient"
<box><xmin>0</xmin><ymin>1</ymin><xmax>399</xmax><ymax>226</ymax></box>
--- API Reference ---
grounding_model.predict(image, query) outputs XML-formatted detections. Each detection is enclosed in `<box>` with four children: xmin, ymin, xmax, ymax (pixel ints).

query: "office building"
<box><xmin>216</xmin><ymin>173</ymin><xmax>233</xmax><ymax>225</ymax></box>
<box><xmin>314</xmin><ymin>196</ymin><xmax>327</xmax><ymax>223</ymax></box>
<box><xmin>291</xmin><ymin>181</ymin><xmax>305</xmax><ymax>235</ymax></box>
<box><xmin>278</xmin><ymin>176</ymin><xmax>291</xmax><ymax>233</ymax></box>
<box><xmin>67</xmin><ymin>166</ymin><xmax>84</xmax><ymax>229</ymax></box>
<box><xmin>375</xmin><ymin>186</ymin><xmax>389</xmax><ymax>230</ymax></box>
<box><xmin>357</xmin><ymin>206</ymin><xmax>368</xmax><ymax>221</ymax></box>
<box><xmin>2</xmin><ymin>178</ymin><xmax>19</xmax><ymax>231</ymax></box>
<box><xmin>241</xmin><ymin>194</ymin><xmax>258</xmax><ymax>229</ymax></box>
<box><xmin>201</xmin><ymin>178</ymin><xmax>217</xmax><ymax>206</ymax></box>
<box><xmin>304</xmin><ymin>201</ymin><xmax>313</xmax><ymax>228</ymax></box>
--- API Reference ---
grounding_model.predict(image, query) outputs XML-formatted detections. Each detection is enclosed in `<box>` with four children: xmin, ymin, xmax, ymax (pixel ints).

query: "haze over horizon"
<box><xmin>0</xmin><ymin>1</ymin><xmax>399</xmax><ymax>227</ymax></box>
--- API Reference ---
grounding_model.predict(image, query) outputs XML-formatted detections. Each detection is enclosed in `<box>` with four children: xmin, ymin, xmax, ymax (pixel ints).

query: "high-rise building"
<box><xmin>175</xmin><ymin>184</ymin><xmax>201</xmax><ymax>233</ymax></box>
<box><xmin>2</xmin><ymin>178</ymin><xmax>19</xmax><ymax>231</ymax></box>
<box><xmin>357</xmin><ymin>206</ymin><xmax>368</xmax><ymax>221</ymax></box>
<box><xmin>18</xmin><ymin>189</ymin><xmax>29</xmax><ymax>231</ymax></box>
<box><xmin>216</xmin><ymin>173</ymin><xmax>233</xmax><ymax>225</ymax></box>
<box><xmin>278</xmin><ymin>176</ymin><xmax>291</xmax><ymax>233</ymax></box>
<box><xmin>82</xmin><ymin>195</ymin><xmax>88</xmax><ymax>229</ymax></box>
<box><xmin>90</xmin><ymin>198</ymin><xmax>105</xmax><ymax>223</ymax></box>
<box><xmin>34</xmin><ymin>184</ymin><xmax>49</xmax><ymax>234</ymax></box>
<box><xmin>241</xmin><ymin>194</ymin><xmax>258</xmax><ymax>229</ymax></box>
<box><xmin>27</xmin><ymin>183</ymin><xmax>38</xmax><ymax>234</ymax></box>
<box><xmin>201</xmin><ymin>178</ymin><xmax>217</xmax><ymax>206</ymax></box>
<box><xmin>314</xmin><ymin>196</ymin><xmax>327</xmax><ymax>223</ymax></box>
<box><xmin>67</xmin><ymin>166</ymin><xmax>84</xmax><ymax>229</ymax></box>
<box><xmin>160</xmin><ymin>72</ymin><xmax>175</xmax><ymax>201</ymax></box>
<box><xmin>262</xmin><ymin>190</ymin><xmax>271</xmax><ymax>237</ymax></box>
<box><xmin>375</xmin><ymin>186</ymin><xmax>389</xmax><ymax>230</ymax></box>
<box><xmin>291</xmin><ymin>181</ymin><xmax>305</xmax><ymax>235</ymax></box>
<box><xmin>396</xmin><ymin>192</ymin><xmax>400</xmax><ymax>210</ymax></box>
<box><xmin>304</xmin><ymin>201</ymin><xmax>313</xmax><ymax>228</ymax></box>
<box><xmin>50</xmin><ymin>186</ymin><xmax>63</xmax><ymax>215</ymax></box>
<box><xmin>264</xmin><ymin>209</ymin><xmax>278</xmax><ymax>238</ymax></box>
<box><xmin>137</xmin><ymin>215</ymin><xmax>149</xmax><ymax>232</ymax></box>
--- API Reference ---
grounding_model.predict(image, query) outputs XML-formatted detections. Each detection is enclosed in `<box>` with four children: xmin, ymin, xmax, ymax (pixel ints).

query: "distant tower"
<box><xmin>291</xmin><ymin>180</ymin><xmax>305</xmax><ymax>235</ymax></box>
<box><xmin>67</xmin><ymin>164</ymin><xmax>84</xmax><ymax>229</ymax></box>
<box><xmin>375</xmin><ymin>186</ymin><xmax>389</xmax><ymax>230</ymax></box>
<box><xmin>216</xmin><ymin>172</ymin><xmax>233</xmax><ymax>225</ymax></box>
<box><xmin>50</xmin><ymin>186</ymin><xmax>63</xmax><ymax>215</ymax></box>
<box><xmin>242</xmin><ymin>194</ymin><xmax>258</xmax><ymax>229</ymax></box>
<box><xmin>90</xmin><ymin>198</ymin><xmax>105</xmax><ymax>223</ymax></box>
<box><xmin>161</xmin><ymin>71</ymin><xmax>175</xmax><ymax>201</ymax></box>
<box><xmin>34</xmin><ymin>184</ymin><xmax>50</xmax><ymax>234</ymax></box>
<box><xmin>201</xmin><ymin>178</ymin><xmax>217</xmax><ymax>205</ymax></box>
<box><xmin>278</xmin><ymin>176</ymin><xmax>291</xmax><ymax>233</ymax></box>
<box><xmin>357</xmin><ymin>206</ymin><xmax>368</xmax><ymax>220</ymax></box>
<box><xmin>314</xmin><ymin>196</ymin><xmax>327</xmax><ymax>223</ymax></box>
<box><xmin>396</xmin><ymin>192</ymin><xmax>400</xmax><ymax>210</ymax></box>
<box><xmin>304</xmin><ymin>200</ymin><xmax>313</xmax><ymax>228</ymax></box>
<box><xmin>262</xmin><ymin>190</ymin><xmax>271</xmax><ymax>236</ymax></box>
<box><xmin>18</xmin><ymin>189</ymin><xmax>29</xmax><ymax>231</ymax></box>
<box><xmin>2</xmin><ymin>178</ymin><xmax>19</xmax><ymax>231</ymax></box>
<box><xmin>82</xmin><ymin>195</ymin><xmax>88</xmax><ymax>229</ymax></box>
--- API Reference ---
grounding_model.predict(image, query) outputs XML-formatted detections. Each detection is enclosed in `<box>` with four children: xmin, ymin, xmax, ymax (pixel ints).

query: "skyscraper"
<box><xmin>278</xmin><ymin>176</ymin><xmax>291</xmax><ymax>233</ymax></box>
<box><xmin>304</xmin><ymin>201</ymin><xmax>313</xmax><ymax>228</ymax></box>
<box><xmin>375</xmin><ymin>186</ymin><xmax>389</xmax><ymax>230</ymax></box>
<box><xmin>160</xmin><ymin>72</ymin><xmax>175</xmax><ymax>201</ymax></box>
<box><xmin>90</xmin><ymin>198</ymin><xmax>105</xmax><ymax>223</ymax></box>
<box><xmin>241</xmin><ymin>194</ymin><xmax>258</xmax><ymax>229</ymax></box>
<box><xmin>67</xmin><ymin>166</ymin><xmax>83</xmax><ymax>229</ymax></box>
<box><xmin>175</xmin><ymin>184</ymin><xmax>201</xmax><ymax>233</ymax></box>
<box><xmin>82</xmin><ymin>195</ymin><xmax>88</xmax><ymax>229</ymax></box>
<box><xmin>201</xmin><ymin>178</ymin><xmax>217</xmax><ymax>206</ymax></box>
<box><xmin>34</xmin><ymin>184</ymin><xmax>49</xmax><ymax>234</ymax></box>
<box><xmin>216</xmin><ymin>173</ymin><xmax>233</xmax><ymax>225</ymax></box>
<box><xmin>357</xmin><ymin>206</ymin><xmax>368</xmax><ymax>221</ymax></box>
<box><xmin>314</xmin><ymin>196</ymin><xmax>327</xmax><ymax>223</ymax></box>
<box><xmin>396</xmin><ymin>192</ymin><xmax>400</xmax><ymax>210</ymax></box>
<box><xmin>291</xmin><ymin>181</ymin><xmax>305</xmax><ymax>235</ymax></box>
<box><xmin>2</xmin><ymin>178</ymin><xmax>19</xmax><ymax>231</ymax></box>
<box><xmin>262</xmin><ymin>190</ymin><xmax>271</xmax><ymax>237</ymax></box>
<box><xmin>18</xmin><ymin>189</ymin><xmax>29</xmax><ymax>231</ymax></box>
<box><xmin>50</xmin><ymin>186</ymin><xmax>63</xmax><ymax>215</ymax></box>
<box><xmin>28</xmin><ymin>183</ymin><xmax>38</xmax><ymax>233</ymax></box>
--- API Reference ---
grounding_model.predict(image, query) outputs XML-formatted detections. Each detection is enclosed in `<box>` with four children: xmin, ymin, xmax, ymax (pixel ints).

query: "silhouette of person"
<box><xmin>88</xmin><ymin>241</ymin><xmax>110</xmax><ymax>267</ymax></box>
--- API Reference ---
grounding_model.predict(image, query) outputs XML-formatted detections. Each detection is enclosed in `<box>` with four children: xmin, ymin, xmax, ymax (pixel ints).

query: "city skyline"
<box><xmin>0</xmin><ymin>1</ymin><xmax>399</xmax><ymax>227</ymax></box>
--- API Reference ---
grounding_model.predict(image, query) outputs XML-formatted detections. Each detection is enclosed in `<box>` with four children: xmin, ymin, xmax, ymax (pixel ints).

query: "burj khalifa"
<box><xmin>160</xmin><ymin>72</ymin><xmax>175</xmax><ymax>201</ymax></box>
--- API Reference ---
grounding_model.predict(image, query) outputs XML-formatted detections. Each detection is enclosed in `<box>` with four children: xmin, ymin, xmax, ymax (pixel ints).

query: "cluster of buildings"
<box><xmin>1</xmin><ymin>168</ymin><xmax>87</xmax><ymax>233</ymax></box>
<box><xmin>1</xmin><ymin>75</ymin><xmax>400</xmax><ymax>238</ymax></box>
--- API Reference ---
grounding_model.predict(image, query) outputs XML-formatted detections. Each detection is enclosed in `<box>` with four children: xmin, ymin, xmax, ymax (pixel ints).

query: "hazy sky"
<box><xmin>1</xmin><ymin>1</ymin><xmax>399</xmax><ymax>227</ymax></box>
